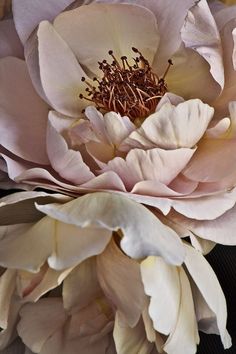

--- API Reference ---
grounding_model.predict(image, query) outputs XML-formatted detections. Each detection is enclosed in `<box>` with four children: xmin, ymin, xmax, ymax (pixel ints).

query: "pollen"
<box><xmin>80</xmin><ymin>48</ymin><xmax>173</xmax><ymax>123</ymax></box>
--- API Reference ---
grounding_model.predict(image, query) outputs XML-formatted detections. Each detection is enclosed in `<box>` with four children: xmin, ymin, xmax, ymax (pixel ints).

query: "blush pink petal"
<box><xmin>101</xmin><ymin>147</ymin><xmax>195</xmax><ymax>190</ymax></box>
<box><xmin>181</xmin><ymin>0</ymin><xmax>224</xmax><ymax>89</ymax></box>
<box><xmin>0</xmin><ymin>20</ymin><xmax>24</xmax><ymax>59</ymax></box>
<box><xmin>47</xmin><ymin>112</ymin><xmax>94</xmax><ymax>185</ymax></box>
<box><xmin>0</xmin><ymin>57</ymin><xmax>49</xmax><ymax>164</ymax></box>
<box><xmin>121</xmin><ymin>99</ymin><xmax>214</xmax><ymax>150</ymax></box>
<box><xmin>12</xmin><ymin>0</ymin><xmax>75</xmax><ymax>44</ymax></box>
<box><xmin>53</xmin><ymin>3</ymin><xmax>159</xmax><ymax>77</ymax></box>
<box><xmin>171</xmin><ymin>190</ymin><xmax>236</xmax><ymax>220</ymax></box>
<box><xmin>170</xmin><ymin>205</ymin><xmax>236</xmax><ymax>245</ymax></box>
<box><xmin>37</xmin><ymin>21</ymin><xmax>89</xmax><ymax>117</ymax></box>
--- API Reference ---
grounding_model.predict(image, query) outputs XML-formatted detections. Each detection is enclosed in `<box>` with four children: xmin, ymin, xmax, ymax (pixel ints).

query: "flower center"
<box><xmin>80</xmin><ymin>48</ymin><xmax>173</xmax><ymax>123</ymax></box>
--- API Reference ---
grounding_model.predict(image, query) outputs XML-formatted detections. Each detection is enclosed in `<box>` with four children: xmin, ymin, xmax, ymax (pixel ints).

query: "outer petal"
<box><xmin>185</xmin><ymin>244</ymin><xmax>231</xmax><ymax>348</ymax></box>
<box><xmin>121</xmin><ymin>99</ymin><xmax>214</xmax><ymax>150</ymax></box>
<box><xmin>181</xmin><ymin>0</ymin><xmax>224</xmax><ymax>89</ymax></box>
<box><xmin>113</xmin><ymin>314</ymin><xmax>154</xmax><ymax>354</ymax></box>
<box><xmin>0</xmin><ymin>57</ymin><xmax>49</xmax><ymax>164</ymax></box>
<box><xmin>37</xmin><ymin>21</ymin><xmax>89</xmax><ymax>117</ymax></box>
<box><xmin>12</xmin><ymin>0</ymin><xmax>75</xmax><ymax>43</ymax></box>
<box><xmin>53</xmin><ymin>3</ymin><xmax>159</xmax><ymax>76</ymax></box>
<box><xmin>163</xmin><ymin>268</ymin><xmax>199</xmax><ymax>354</ymax></box>
<box><xmin>141</xmin><ymin>256</ymin><xmax>180</xmax><ymax>335</ymax></box>
<box><xmin>101</xmin><ymin>147</ymin><xmax>195</xmax><ymax>190</ymax></box>
<box><xmin>47</xmin><ymin>111</ymin><xmax>94</xmax><ymax>184</ymax></box>
<box><xmin>17</xmin><ymin>298</ymin><xmax>67</xmax><ymax>353</ymax></box>
<box><xmin>0</xmin><ymin>218</ymin><xmax>54</xmax><ymax>272</ymax></box>
<box><xmin>0</xmin><ymin>191</ymin><xmax>71</xmax><ymax>225</ymax></box>
<box><xmin>97</xmin><ymin>239</ymin><xmax>145</xmax><ymax>327</ymax></box>
<box><xmin>0</xmin><ymin>20</ymin><xmax>23</xmax><ymax>59</ymax></box>
<box><xmin>36</xmin><ymin>192</ymin><xmax>185</xmax><ymax>265</ymax></box>
<box><xmin>63</xmin><ymin>257</ymin><xmax>102</xmax><ymax>312</ymax></box>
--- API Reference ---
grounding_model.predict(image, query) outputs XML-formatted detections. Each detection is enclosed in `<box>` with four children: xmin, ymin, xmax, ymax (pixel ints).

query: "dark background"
<box><xmin>197</xmin><ymin>245</ymin><xmax>236</xmax><ymax>354</ymax></box>
<box><xmin>0</xmin><ymin>190</ymin><xmax>236</xmax><ymax>354</ymax></box>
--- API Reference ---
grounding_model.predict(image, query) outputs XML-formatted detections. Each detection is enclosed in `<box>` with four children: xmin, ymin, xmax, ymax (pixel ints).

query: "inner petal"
<box><xmin>53</xmin><ymin>3</ymin><xmax>160</xmax><ymax>77</ymax></box>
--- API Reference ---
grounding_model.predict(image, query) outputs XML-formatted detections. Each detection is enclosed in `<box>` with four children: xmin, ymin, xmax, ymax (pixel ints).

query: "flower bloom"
<box><xmin>0</xmin><ymin>0</ymin><xmax>236</xmax><ymax>353</ymax></box>
<box><xmin>0</xmin><ymin>191</ymin><xmax>231</xmax><ymax>353</ymax></box>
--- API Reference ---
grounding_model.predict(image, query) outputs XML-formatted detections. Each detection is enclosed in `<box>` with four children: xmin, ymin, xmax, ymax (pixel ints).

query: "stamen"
<box><xmin>80</xmin><ymin>48</ymin><xmax>172</xmax><ymax>122</ymax></box>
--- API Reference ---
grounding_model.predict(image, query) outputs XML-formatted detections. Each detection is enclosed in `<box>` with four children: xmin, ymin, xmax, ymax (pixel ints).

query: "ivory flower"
<box><xmin>0</xmin><ymin>191</ymin><xmax>231</xmax><ymax>353</ymax></box>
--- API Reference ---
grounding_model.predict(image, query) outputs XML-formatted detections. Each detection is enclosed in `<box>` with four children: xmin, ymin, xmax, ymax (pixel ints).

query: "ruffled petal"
<box><xmin>181</xmin><ymin>0</ymin><xmax>224</xmax><ymax>89</ymax></box>
<box><xmin>121</xmin><ymin>99</ymin><xmax>213</xmax><ymax>150</ymax></box>
<box><xmin>185</xmin><ymin>244</ymin><xmax>232</xmax><ymax>348</ymax></box>
<box><xmin>47</xmin><ymin>111</ymin><xmax>94</xmax><ymax>184</ymax></box>
<box><xmin>36</xmin><ymin>192</ymin><xmax>185</xmax><ymax>265</ymax></box>
<box><xmin>102</xmin><ymin>147</ymin><xmax>195</xmax><ymax>190</ymax></box>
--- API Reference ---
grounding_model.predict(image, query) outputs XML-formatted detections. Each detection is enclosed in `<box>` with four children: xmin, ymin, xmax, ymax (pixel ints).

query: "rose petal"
<box><xmin>102</xmin><ymin>147</ymin><xmax>195</xmax><ymax>190</ymax></box>
<box><xmin>63</xmin><ymin>257</ymin><xmax>102</xmax><ymax>312</ymax></box>
<box><xmin>121</xmin><ymin>99</ymin><xmax>214</xmax><ymax>150</ymax></box>
<box><xmin>36</xmin><ymin>192</ymin><xmax>185</xmax><ymax>265</ymax></box>
<box><xmin>0</xmin><ymin>20</ymin><xmax>23</xmax><ymax>59</ymax></box>
<box><xmin>181</xmin><ymin>0</ymin><xmax>224</xmax><ymax>89</ymax></box>
<box><xmin>97</xmin><ymin>239</ymin><xmax>145</xmax><ymax>327</ymax></box>
<box><xmin>0</xmin><ymin>57</ymin><xmax>49</xmax><ymax>164</ymax></box>
<box><xmin>113</xmin><ymin>314</ymin><xmax>154</xmax><ymax>354</ymax></box>
<box><xmin>37</xmin><ymin>21</ymin><xmax>89</xmax><ymax>117</ymax></box>
<box><xmin>17</xmin><ymin>298</ymin><xmax>67</xmax><ymax>353</ymax></box>
<box><xmin>12</xmin><ymin>0</ymin><xmax>75</xmax><ymax>43</ymax></box>
<box><xmin>163</xmin><ymin>268</ymin><xmax>199</xmax><ymax>354</ymax></box>
<box><xmin>141</xmin><ymin>256</ymin><xmax>180</xmax><ymax>335</ymax></box>
<box><xmin>53</xmin><ymin>3</ymin><xmax>159</xmax><ymax>76</ymax></box>
<box><xmin>47</xmin><ymin>111</ymin><xmax>94</xmax><ymax>184</ymax></box>
<box><xmin>185</xmin><ymin>244</ymin><xmax>232</xmax><ymax>348</ymax></box>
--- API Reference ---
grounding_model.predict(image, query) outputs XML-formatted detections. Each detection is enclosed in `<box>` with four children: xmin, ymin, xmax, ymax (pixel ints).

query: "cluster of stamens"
<box><xmin>79</xmin><ymin>48</ymin><xmax>173</xmax><ymax>122</ymax></box>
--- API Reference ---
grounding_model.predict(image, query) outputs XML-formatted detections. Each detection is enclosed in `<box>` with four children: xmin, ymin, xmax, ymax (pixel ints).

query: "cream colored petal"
<box><xmin>104</xmin><ymin>112</ymin><xmax>135</xmax><ymax>147</ymax></box>
<box><xmin>97</xmin><ymin>239</ymin><xmax>145</xmax><ymax>327</ymax></box>
<box><xmin>141</xmin><ymin>257</ymin><xmax>180</xmax><ymax>336</ymax></box>
<box><xmin>36</xmin><ymin>192</ymin><xmax>185</xmax><ymax>265</ymax></box>
<box><xmin>53</xmin><ymin>3</ymin><xmax>159</xmax><ymax>76</ymax></box>
<box><xmin>167</xmin><ymin>45</ymin><xmax>221</xmax><ymax>103</ymax></box>
<box><xmin>122</xmin><ymin>99</ymin><xmax>214</xmax><ymax>150</ymax></box>
<box><xmin>113</xmin><ymin>314</ymin><xmax>154</xmax><ymax>354</ymax></box>
<box><xmin>37</xmin><ymin>21</ymin><xmax>89</xmax><ymax>117</ymax></box>
<box><xmin>0</xmin><ymin>218</ymin><xmax>53</xmax><ymax>272</ymax></box>
<box><xmin>47</xmin><ymin>222</ymin><xmax>112</xmax><ymax>270</ymax></box>
<box><xmin>185</xmin><ymin>244</ymin><xmax>232</xmax><ymax>348</ymax></box>
<box><xmin>12</xmin><ymin>0</ymin><xmax>74</xmax><ymax>43</ymax></box>
<box><xmin>21</xmin><ymin>267</ymin><xmax>72</xmax><ymax>303</ymax></box>
<box><xmin>63</xmin><ymin>257</ymin><xmax>102</xmax><ymax>312</ymax></box>
<box><xmin>17</xmin><ymin>298</ymin><xmax>66</xmax><ymax>353</ymax></box>
<box><xmin>0</xmin><ymin>57</ymin><xmax>49</xmax><ymax>164</ymax></box>
<box><xmin>0</xmin><ymin>270</ymin><xmax>16</xmax><ymax>330</ymax></box>
<box><xmin>163</xmin><ymin>268</ymin><xmax>199</xmax><ymax>354</ymax></box>
<box><xmin>102</xmin><ymin>147</ymin><xmax>195</xmax><ymax>190</ymax></box>
<box><xmin>181</xmin><ymin>0</ymin><xmax>224</xmax><ymax>88</ymax></box>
